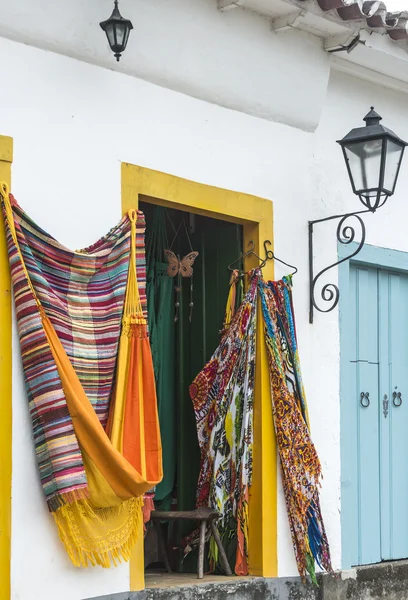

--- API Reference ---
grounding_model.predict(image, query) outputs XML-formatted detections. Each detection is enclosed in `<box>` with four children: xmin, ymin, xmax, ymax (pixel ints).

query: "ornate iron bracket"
<box><xmin>309</xmin><ymin>208</ymin><xmax>373</xmax><ymax>323</ymax></box>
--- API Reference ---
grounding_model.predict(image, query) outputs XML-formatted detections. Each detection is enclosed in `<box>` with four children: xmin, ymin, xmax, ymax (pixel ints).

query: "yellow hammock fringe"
<box><xmin>54</xmin><ymin>497</ymin><xmax>144</xmax><ymax>568</ymax></box>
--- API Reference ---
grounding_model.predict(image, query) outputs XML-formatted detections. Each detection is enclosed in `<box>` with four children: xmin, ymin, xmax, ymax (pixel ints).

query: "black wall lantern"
<box><xmin>309</xmin><ymin>108</ymin><xmax>407</xmax><ymax>323</ymax></box>
<box><xmin>100</xmin><ymin>1</ymin><xmax>133</xmax><ymax>62</ymax></box>
<box><xmin>339</xmin><ymin>108</ymin><xmax>407</xmax><ymax>212</ymax></box>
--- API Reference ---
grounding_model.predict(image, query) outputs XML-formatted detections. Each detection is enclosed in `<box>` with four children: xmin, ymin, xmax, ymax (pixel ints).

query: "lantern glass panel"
<box><xmin>105</xmin><ymin>22</ymin><xmax>117</xmax><ymax>48</ymax></box>
<box><xmin>344</xmin><ymin>138</ymin><xmax>384</xmax><ymax>196</ymax></box>
<box><xmin>384</xmin><ymin>139</ymin><xmax>404</xmax><ymax>195</ymax></box>
<box><xmin>123</xmin><ymin>27</ymin><xmax>130</xmax><ymax>48</ymax></box>
<box><xmin>115</xmin><ymin>23</ymin><xmax>126</xmax><ymax>47</ymax></box>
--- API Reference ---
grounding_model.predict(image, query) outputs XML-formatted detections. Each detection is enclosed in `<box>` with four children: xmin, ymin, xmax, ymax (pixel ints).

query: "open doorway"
<box><xmin>141</xmin><ymin>200</ymin><xmax>243</xmax><ymax>575</ymax></box>
<box><xmin>122</xmin><ymin>164</ymin><xmax>277</xmax><ymax>588</ymax></box>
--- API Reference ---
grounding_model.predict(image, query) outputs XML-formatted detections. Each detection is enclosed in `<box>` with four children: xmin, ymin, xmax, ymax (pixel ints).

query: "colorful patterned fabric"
<box><xmin>187</xmin><ymin>270</ymin><xmax>259</xmax><ymax>575</ymax></box>
<box><xmin>259</xmin><ymin>276</ymin><xmax>331</xmax><ymax>582</ymax></box>
<box><xmin>1</xmin><ymin>185</ymin><xmax>162</xmax><ymax>567</ymax></box>
<box><xmin>188</xmin><ymin>271</ymin><xmax>331</xmax><ymax>581</ymax></box>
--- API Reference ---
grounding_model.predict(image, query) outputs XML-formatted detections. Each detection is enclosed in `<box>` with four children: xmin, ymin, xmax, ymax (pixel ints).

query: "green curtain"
<box><xmin>146</xmin><ymin>207</ymin><xmax>176</xmax><ymax>507</ymax></box>
<box><xmin>145</xmin><ymin>206</ymin><xmax>243</xmax><ymax>572</ymax></box>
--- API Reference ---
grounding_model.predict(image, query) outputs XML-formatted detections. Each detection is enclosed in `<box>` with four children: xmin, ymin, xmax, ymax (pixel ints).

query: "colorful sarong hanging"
<box><xmin>259</xmin><ymin>276</ymin><xmax>332</xmax><ymax>582</ymax></box>
<box><xmin>187</xmin><ymin>270</ymin><xmax>259</xmax><ymax>575</ymax></box>
<box><xmin>188</xmin><ymin>270</ymin><xmax>331</xmax><ymax>582</ymax></box>
<box><xmin>0</xmin><ymin>183</ymin><xmax>162</xmax><ymax>568</ymax></box>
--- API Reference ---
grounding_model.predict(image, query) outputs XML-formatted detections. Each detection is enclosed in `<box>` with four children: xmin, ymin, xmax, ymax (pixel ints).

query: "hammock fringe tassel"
<box><xmin>54</xmin><ymin>496</ymin><xmax>143</xmax><ymax>568</ymax></box>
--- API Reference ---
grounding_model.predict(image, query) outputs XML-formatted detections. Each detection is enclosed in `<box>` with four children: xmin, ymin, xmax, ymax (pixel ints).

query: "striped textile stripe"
<box><xmin>3</xmin><ymin>195</ymin><xmax>147</xmax><ymax>509</ymax></box>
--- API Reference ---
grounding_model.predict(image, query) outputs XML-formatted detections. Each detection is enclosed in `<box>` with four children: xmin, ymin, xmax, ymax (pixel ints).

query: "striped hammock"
<box><xmin>0</xmin><ymin>183</ymin><xmax>162</xmax><ymax>568</ymax></box>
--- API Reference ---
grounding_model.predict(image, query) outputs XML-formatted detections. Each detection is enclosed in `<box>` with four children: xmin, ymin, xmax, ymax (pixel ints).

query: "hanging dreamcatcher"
<box><xmin>164</xmin><ymin>218</ymin><xmax>199</xmax><ymax>323</ymax></box>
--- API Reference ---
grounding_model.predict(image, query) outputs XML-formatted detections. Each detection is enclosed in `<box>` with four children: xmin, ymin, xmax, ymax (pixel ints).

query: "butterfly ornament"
<box><xmin>164</xmin><ymin>249</ymin><xmax>199</xmax><ymax>322</ymax></box>
<box><xmin>164</xmin><ymin>250</ymin><xmax>199</xmax><ymax>278</ymax></box>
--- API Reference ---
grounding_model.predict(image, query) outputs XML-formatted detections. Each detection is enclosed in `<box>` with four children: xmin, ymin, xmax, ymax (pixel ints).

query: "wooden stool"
<box><xmin>150</xmin><ymin>507</ymin><xmax>232</xmax><ymax>579</ymax></box>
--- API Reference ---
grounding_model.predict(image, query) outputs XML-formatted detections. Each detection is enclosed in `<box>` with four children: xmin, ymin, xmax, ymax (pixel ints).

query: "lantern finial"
<box><xmin>363</xmin><ymin>107</ymin><xmax>382</xmax><ymax>127</ymax></box>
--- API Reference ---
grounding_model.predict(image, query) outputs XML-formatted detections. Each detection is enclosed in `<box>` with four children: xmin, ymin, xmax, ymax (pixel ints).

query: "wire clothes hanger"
<box><xmin>228</xmin><ymin>240</ymin><xmax>298</xmax><ymax>276</ymax></box>
<box><xmin>164</xmin><ymin>213</ymin><xmax>199</xmax><ymax>322</ymax></box>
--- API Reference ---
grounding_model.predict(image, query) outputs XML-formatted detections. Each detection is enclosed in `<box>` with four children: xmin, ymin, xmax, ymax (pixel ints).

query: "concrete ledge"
<box><xmin>85</xmin><ymin>560</ymin><xmax>408</xmax><ymax>600</ymax></box>
<box><xmin>85</xmin><ymin>576</ymin><xmax>317</xmax><ymax>600</ymax></box>
<box><xmin>321</xmin><ymin>560</ymin><xmax>408</xmax><ymax>600</ymax></box>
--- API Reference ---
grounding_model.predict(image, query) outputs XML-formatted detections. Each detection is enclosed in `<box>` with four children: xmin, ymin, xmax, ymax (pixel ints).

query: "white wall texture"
<box><xmin>0</xmin><ymin>0</ymin><xmax>331</xmax><ymax>131</ymax></box>
<box><xmin>1</xmin><ymin>4</ymin><xmax>408</xmax><ymax>600</ymax></box>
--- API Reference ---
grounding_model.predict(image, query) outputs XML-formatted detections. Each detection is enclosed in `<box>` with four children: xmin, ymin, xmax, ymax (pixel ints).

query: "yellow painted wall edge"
<box><xmin>121</xmin><ymin>163</ymin><xmax>277</xmax><ymax>591</ymax></box>
<box><xmin>0</xmin><ymin>135</ymin><xmax>13</xmax><ymax>600</ymax></box>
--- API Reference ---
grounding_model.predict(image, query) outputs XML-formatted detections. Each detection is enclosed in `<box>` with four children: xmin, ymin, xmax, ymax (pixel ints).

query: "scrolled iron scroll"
<box><xmin>311</xmin><ymin>212</ymin><xmax>366</xmax><ymax>314</ymax></box>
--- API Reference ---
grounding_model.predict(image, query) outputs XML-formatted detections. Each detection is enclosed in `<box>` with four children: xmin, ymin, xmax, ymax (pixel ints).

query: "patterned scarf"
<box><xmin>259</xmin><ymin>276</ymin><xmax>332</xmax><ymax>582</ymax></box>
<box><xmin>188</xmin><ymin>272</ymin><xmax>331</xmax><ymax>581</ymax></box>
<box><xmin>188</xmin><ymin>270</ymin><xmax>259</xmax><ymax>575</ymax></box>
<box><xmin>1</xmin><ymin>185</ymin><xmax>162</xmax><ymax>567</ymax></box>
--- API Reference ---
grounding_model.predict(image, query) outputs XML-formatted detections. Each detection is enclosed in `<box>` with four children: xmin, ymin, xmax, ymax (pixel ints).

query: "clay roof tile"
<box><xmin>312</xmin><ymin>0</ymin><xmax>408</xmax><ymax>42</ymax></box>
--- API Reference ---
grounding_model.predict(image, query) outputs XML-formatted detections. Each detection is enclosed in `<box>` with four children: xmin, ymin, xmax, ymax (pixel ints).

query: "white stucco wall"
<box><xmin>0</xmin><ymin>0</ymin><xmax>331</xmax><ymax>132</ymax></box>
<box><xmin>1</xmin><ymin>13</ymin><xmax>408</xmax><ymax>600</ymax></box>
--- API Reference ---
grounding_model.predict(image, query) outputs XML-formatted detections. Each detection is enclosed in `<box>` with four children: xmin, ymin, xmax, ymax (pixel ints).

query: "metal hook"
<box><xmin>263</xmin><ymin>240</ymin><xmax>298</xmax><ymax>276</ymax></box>
<box><xmin>227</xmin><ymin>240</ymin><xmax>263</xmax><ymax>271</ymax></box>
<box><xmin>360</xmin><ymin>391</ymin><xmax>370</xmax><ymax>408</ymax></box>
<box><xmin>228</xmin><ymin>239</ymin><xmax>298</xmax><ymax>276</ymax></box>
<box><xmin>263</xmin><ymin>240</ymin><xmax>274</xmax><ymax>262</ymax></box>
<box><xmin>393</xmin><ymin>391</ymin><xmax>403</xmax><ymax>408</ymax></box>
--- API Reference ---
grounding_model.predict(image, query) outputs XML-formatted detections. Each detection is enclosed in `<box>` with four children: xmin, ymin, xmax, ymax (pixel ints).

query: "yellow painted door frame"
<box><xmin>121</xmin><ymin>163</ymin><xmax>277</xmax><ymax>591</ymax></box>
<box><xmin>0</xmin><ymin>135</ymin><xmax>13</xmax><ymax>600</ymax></box>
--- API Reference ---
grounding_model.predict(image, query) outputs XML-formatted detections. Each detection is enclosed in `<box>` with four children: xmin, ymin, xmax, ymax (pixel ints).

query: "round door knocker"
<box><xmin>393</xmin><ymin>391</ymin><xmax>403</xmax><ymax>408</ymax></box>
<box><xmin>360</xmin><ymin>392</ymin><xmax>370</xmax><ymax>408</ymax></box>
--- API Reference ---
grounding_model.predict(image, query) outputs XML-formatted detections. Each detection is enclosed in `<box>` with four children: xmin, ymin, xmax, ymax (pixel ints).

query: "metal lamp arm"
<box><xmin>309</xmin><ymin>208</ymin><xmax>373</xmax><ymax>323</ymax></box>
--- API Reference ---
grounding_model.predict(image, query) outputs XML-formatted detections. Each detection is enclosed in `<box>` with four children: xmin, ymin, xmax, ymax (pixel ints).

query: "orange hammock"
<box><xmin>1</xmin><ymin>183</ymin><xmax>162</xmax><ymax>567</ymax></box>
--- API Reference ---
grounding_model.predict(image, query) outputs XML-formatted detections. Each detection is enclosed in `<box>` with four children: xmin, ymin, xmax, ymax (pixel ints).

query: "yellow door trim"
<box><xmin>0</xmin><ymin>135</ymin><xmax>13</xmax><ymax>600</ymax></box>
<box><xmin>121</xmin><ymin>163</ymin><xmax>277</xmax><ymax>590</ymax></box>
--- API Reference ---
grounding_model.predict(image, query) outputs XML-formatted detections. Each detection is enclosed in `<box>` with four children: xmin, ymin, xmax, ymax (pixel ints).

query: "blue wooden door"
<box><xmin>345</xmin><ymin>264</ymin><xmax>408</xmax><ymax>566</ymax></box>
<box><xmin>378</xmin><ymin>270</ymin><xmax>408</xmax><ymax>561</ymax></box>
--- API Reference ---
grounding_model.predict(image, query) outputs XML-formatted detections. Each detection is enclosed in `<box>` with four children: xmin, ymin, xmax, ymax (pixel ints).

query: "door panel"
<box><xmin>381</xmin><ymin>271</ymin><xmax>408</xmax><ymax>560</ymax></box>
<box><xmin>356</xmin><ymin>360</ymin><xmax>381</xmax><ymax>565</ymax></box>
<box><xmin>345</xmin><ymin>264</ymin><xmax>408</xmax><ymax>566</ymax></box>
<box><xmin>378</xmin><ymin>269</ymin><xmax>391</xmax><ymax>561</ymax></box>
<box><xmin>355</xmin><ymin>267</ymin><xmax>379</xmax><ymax>363</ymax></box>
<box><xmin>389</xmin><ymin>359</ymin><xmax>408</xmax><ymax>560</ymax></box>
<box><xmin>349</xmin><ymin>265</ymin><xmax>381</xmax><ymax>566</ymax></box>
